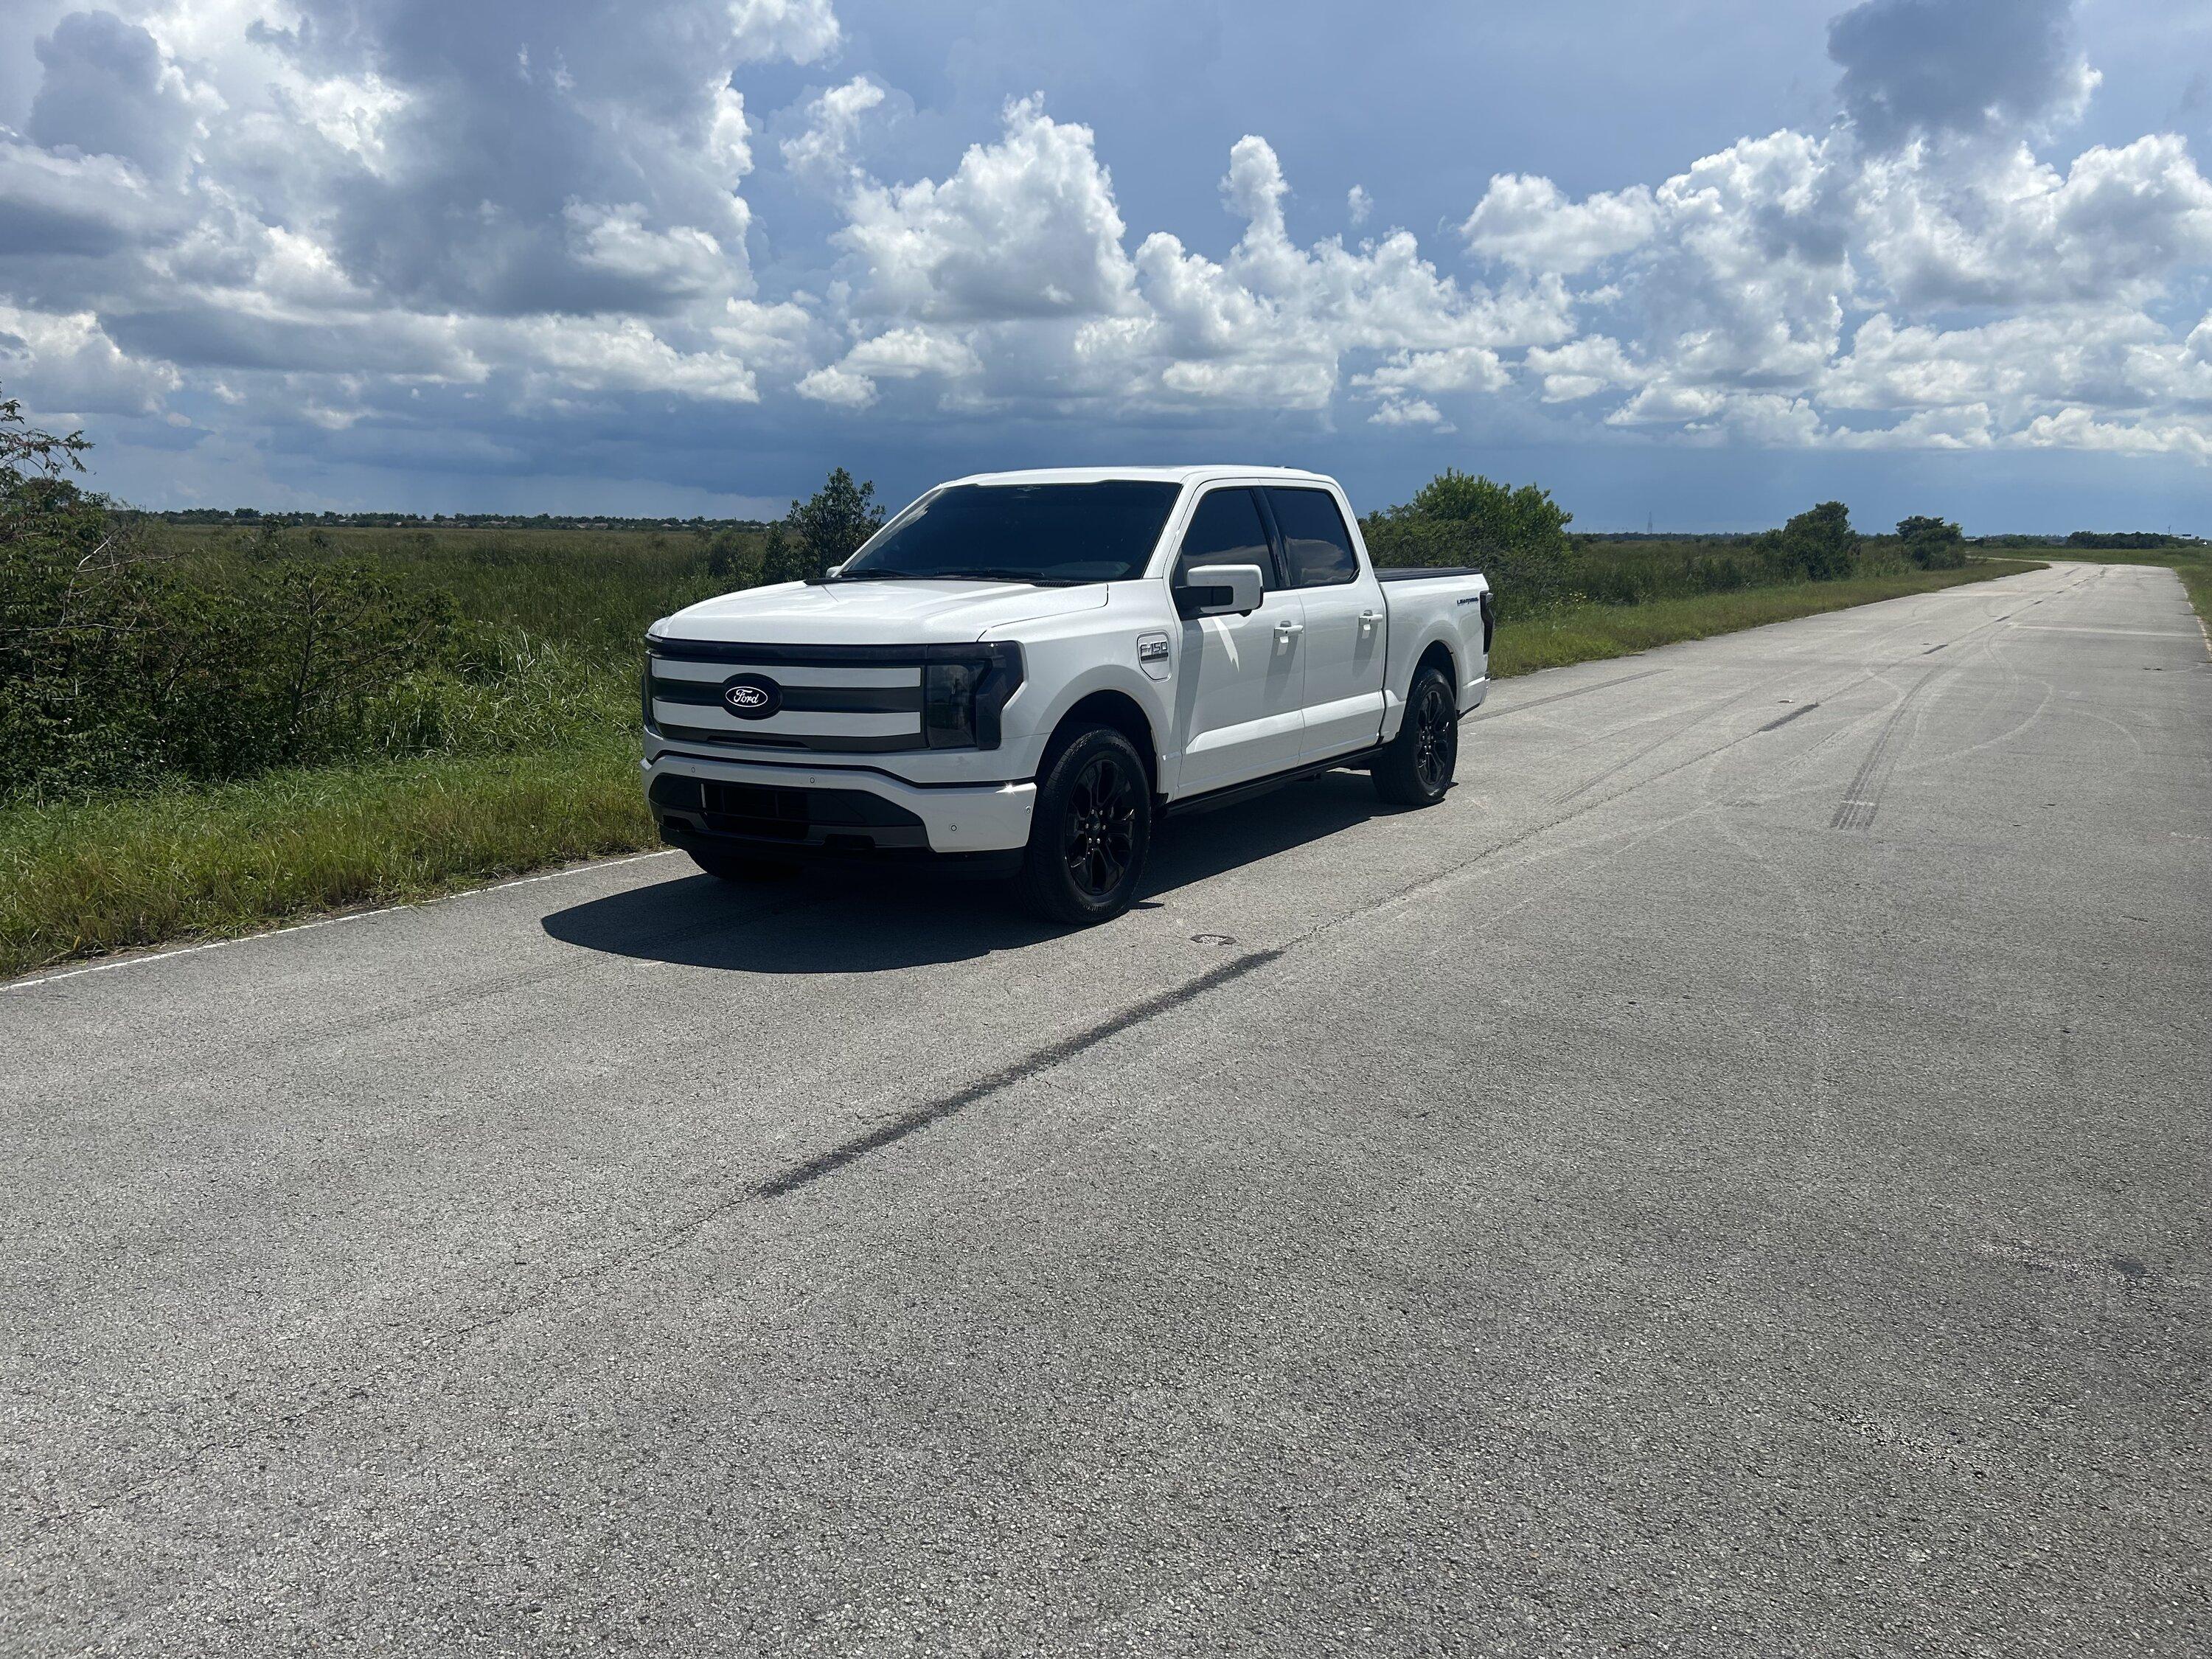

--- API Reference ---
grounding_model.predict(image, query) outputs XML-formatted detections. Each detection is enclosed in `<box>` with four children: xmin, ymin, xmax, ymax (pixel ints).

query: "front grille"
<box><xmin>644</xmin><ymin>638</ymin><xmax>1022</xmax><ymax>754</ymax></box>
<box><xmin>650</xmin><ymin>774</ymin><xmax>928</xmax><ymax>848</ymax></box>
<box><xmin>646</xmin><ymin>644</ymin><xmax>925</xmax><ymax>755</ymax></box>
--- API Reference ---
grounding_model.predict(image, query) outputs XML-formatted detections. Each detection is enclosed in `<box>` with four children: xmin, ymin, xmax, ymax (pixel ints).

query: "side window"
<box><xmin>1173</xmin><ymin>488</ymin><xmax>1275</xmax><ymax>588</ymax></box>
<box><xmin>1268</xmin><ymin>487</ymin><xmax>1360</xmax><ymax>587</ymax></box>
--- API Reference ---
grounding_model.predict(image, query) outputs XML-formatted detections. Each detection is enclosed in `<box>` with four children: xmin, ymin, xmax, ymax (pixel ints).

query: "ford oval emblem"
<box><xmin>720</xmin><ymin>673</ymin><xmax>782</xmax><ymax>719</ymax></box>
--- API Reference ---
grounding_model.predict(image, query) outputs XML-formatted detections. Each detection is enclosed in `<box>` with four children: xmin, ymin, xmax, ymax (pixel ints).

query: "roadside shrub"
<box><xmin>1763</xmin><ymin>501</ymin><xmax>1859</xmax><ymax>581</ymax></box>
<box><xmin>1898</xmin><ymin>515</ymin><xmax>1967</xmax><ymax>568</ymax></box>
<box><xmin>1360</xmin><ymin>471</ymin><xmax>1575</xmax><ymax>613</ymax></box>
<box><xmin>1</xmin><ymin>389</ymin><xmax>615</xmax><ymax>803</ymax></box>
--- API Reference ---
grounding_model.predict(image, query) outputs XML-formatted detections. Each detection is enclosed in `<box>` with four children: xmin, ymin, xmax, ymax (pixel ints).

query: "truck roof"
<box><xmin>941</xmin><ymin>465</ymin><xmax>1339</xmax><ymax>490</ymax></box>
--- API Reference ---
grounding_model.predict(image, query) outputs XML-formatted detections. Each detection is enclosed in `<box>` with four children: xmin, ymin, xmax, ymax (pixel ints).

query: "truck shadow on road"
<box><xmin>540</xmin><ymin>773</ymin><xmax>1386</xmax><ymax>973</ymax></box>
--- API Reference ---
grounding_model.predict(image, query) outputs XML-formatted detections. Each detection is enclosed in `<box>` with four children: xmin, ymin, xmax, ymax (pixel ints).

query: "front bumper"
<box><xmin>643</xmin><ymin>750</ymin><xmax>1037</xmax><ymax>858</ymax></box>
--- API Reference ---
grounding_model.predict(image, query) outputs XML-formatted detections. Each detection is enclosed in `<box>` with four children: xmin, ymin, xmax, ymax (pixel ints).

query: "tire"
<box><xmin>1018</xmin><ymin>725</ymin><xmax>1152</xmax><ymax>925</ymax></box>
<box><xmin>686</xmin><ymin>845</ymin><xmax>799</xmax><ymax>883</ymax></box>
<box><xmin>1374</xmin><ymin>664</ymin><xmax>1459</xmax><ymax>807</ymax></box>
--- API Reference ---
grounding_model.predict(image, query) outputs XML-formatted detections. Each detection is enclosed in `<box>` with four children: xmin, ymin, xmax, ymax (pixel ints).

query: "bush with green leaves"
<box><xmin>1756</xmin><ymin>501</ymin><xmax>1860</xmax><ymax>581</ymax></box>
<box><xmin>1</xmin><ymin>397</ymin><xmax>521</xmax><ymax>801</ymax></box>
<box><xmin>1898</xmin><ymin>515</ymin><xmax>1967</xmax><ymax>568</ymax></box>
<box><xmin>1360</xmin><ymin>470</ymin><xmax>1575</xmax><ymax>613</ymax></box>
<box><xmin>783</xmin><ymin>466</ymin><xmax>886</xmax><ymax>581</ymax></box>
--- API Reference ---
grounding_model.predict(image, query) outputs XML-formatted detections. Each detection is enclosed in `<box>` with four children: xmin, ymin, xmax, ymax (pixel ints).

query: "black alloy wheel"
<box><xmin>1063</xmin><ymin>750</ymin><xmax>1140</xmax><ymax>900</ymax></box>
<box><xmin>1413</xmin><ymin>677</ymin><xmax>1457</xmax><ymax>795</ymax></box>
<box><xmin>1374</xmin><ymin>663</ymin><xmax>1460</xmax><ymax>806</ymax></box>
<box><xmin>1020</xmin><ymin>724</ymin><xmax>1153</xmax><ymax>924</ymax></box>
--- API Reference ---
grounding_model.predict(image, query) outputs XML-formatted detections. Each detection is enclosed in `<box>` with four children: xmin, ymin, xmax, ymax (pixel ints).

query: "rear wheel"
<box><xmin>1374</xmin><ymin>664</ymin><xmax>1458</xmax><ymax>806</ymax></box>
<box><xmin>1018</xmin><ymin>726</ymin><xmax>1152</xmax><ymax>925</ymax></box>
<box><xmin>686</xmin><ymin>846</ymin><xmax>798</xmax><ymax>883</ymax></box>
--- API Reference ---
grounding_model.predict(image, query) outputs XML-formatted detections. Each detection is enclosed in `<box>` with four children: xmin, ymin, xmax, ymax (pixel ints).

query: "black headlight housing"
<box><xmin>922</xmin><ymin>641</ymin><xmax>1023</xmax><ymax>750</ymax></box>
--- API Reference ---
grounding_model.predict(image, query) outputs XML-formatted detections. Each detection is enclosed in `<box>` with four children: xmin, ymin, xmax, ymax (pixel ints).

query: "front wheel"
<box><xmin>1018</xmin><ymin>726</ymin><xmax>1152</xmax><ymax>925</ymax></box>
<box><xmin>1373</xmin><ymin>664</ymin><xmax>1459</xmax><ymax>806</ymax></box>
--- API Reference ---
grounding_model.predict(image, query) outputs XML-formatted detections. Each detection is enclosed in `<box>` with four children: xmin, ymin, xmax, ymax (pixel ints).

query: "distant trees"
<box><xmin>784</xmin><ymin>466</ymin><xmax>885</xmax><ymax>582</ymax></box>
<box><xmin>1360</xmin><ymin>470</ymin><xmax>1574</xmax><ymax>611</ymax></box>
<box><xmin>2065</xmin><ymin>530</ymin><xmax>2197</xmax><ymax>550</ymax></box>
<box><xmin>727</xmin><ymin>467</ymin><xmax>891</xmax><ymax>588</ymax></box>
<box><xmin>1897</xmin><ymin>515</ymin><xmax>1966</xmax><ymax>568</ymax></box>
<box><xmin>1770</xmin><ymin>501</ymin><xmax>1859</xmax><ymax>580</ymax></box>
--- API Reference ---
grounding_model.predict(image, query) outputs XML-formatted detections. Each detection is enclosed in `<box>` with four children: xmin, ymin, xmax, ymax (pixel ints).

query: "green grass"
<box><xmin>1490</xmin><ymin>558</ymin><xmax>2041</xmax><ymax>677</ymax></box>
<box><xmin>0</xmin><ymin>552</ymin><xmax>2050</xmax><ymax>983</ymax></box>
<box><xmin>151</xmin><ymin>521</ymin><xmax>745</xmax><ymax>662</ymax></box>
<box><xmin>0</xmin><ymin>735</ymin><xmax>652</xmax><ymax>979</ymax></box>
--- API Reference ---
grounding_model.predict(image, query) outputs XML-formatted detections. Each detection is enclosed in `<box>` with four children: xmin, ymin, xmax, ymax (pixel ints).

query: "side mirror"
<box><xmin>1175</xmin><ymin>563</ymin><xmax>1265</xmax><ymax>619</ymax></box>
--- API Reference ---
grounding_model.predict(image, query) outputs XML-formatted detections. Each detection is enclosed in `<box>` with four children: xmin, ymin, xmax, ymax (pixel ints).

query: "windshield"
<box><xmin>838</xmin><ymin>481</ymin><xmax>1183</xmax><ymax>584</ymax></box>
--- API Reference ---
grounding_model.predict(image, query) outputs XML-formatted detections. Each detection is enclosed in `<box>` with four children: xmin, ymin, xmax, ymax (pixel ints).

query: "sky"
<box><xmin>2</xmin><ymin>0</ymin><xmax>2210</xmax><ymax>532</ymax></box>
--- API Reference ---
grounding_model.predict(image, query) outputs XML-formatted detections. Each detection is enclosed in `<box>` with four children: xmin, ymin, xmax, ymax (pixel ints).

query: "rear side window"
<box><xmin>1174</xmin><ymin>488</ymin><xmax>1276</xmax><ymax>588</ymax></box>
<box><xmin>1268</xmin><ymin>487</ymin><xmax>1360</xmax><ymax>587</ymax></box>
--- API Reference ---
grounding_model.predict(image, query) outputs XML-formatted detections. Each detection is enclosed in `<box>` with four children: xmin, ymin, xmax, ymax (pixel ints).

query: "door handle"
<box><xmin>1274</xmin><ymin>620</ymin><xmax>1304</xmax><ymax>636</ymax></box>
<box><xmin>1358</xmin><ymin>610</ymin><xmax>1382</xmax><ymax>630</ymax></box>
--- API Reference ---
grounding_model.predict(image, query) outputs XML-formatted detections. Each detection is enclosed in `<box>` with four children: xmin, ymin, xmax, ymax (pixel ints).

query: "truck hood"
<box><xmin>653</xmin><ymin>579</ymin><xmax>1108</xmax><ymax>645</ymax></box>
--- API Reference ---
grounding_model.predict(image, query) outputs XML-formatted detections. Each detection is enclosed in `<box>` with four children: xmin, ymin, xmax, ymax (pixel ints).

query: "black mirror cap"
<box><xmin>1174</xmin><ymin>582</ymin><xmax>1234</xmax><ymax>619</ymax></box>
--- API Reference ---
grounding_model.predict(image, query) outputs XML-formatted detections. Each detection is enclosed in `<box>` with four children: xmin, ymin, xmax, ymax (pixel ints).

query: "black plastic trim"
<box><xmin>1164</xmin><ymin>743</ymin><xmax>1386</xmax><ymax>818</ymax></box>
<box><xmin>653</xmin><ymin>720</ymin><xmax>917</xmax><ymax>754</ymax></box>
<box><xmin>651</xmin><ymin>745</ymin><xmax>1034</xmax><ymax>791</ymax></box>
<box><xmin>658</xmin><ymin>815</ymin><xmax>1023</xmax><ymax>878</ymax></box>
<box><xmin>649</xmin><ymin>677</ymin><xmax>924</xmax><ymax>714</ymax></box>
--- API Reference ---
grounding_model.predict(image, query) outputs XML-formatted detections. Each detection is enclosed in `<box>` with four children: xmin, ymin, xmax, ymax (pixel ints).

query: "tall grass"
<box><xmin>150</xmin><ymin>521</ymin><xmax>745</xmax><ymax>663</ymax></box>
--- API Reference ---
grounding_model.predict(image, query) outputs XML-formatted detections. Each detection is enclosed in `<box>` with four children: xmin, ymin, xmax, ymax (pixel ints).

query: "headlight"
<box><xmin>920</xmin><ymin>642</ymin><xmax>1023</xmax><ymax>750</ymax></box>
<box><xmin>924</xmin><ymin>660</ymin><xmax>977</xmax><ymax>748</ymax></box>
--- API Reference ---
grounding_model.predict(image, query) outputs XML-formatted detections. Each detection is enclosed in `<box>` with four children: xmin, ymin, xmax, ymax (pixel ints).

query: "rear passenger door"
<box><xmin>1169</xmin><ymin>486</ymin><xmax>1307</xmax><ymax>795</ymax></box>
<box><xmin>1266</xmin><ymin>485</ymin><xmax>1387</xmax><ymax>762</ymax></box>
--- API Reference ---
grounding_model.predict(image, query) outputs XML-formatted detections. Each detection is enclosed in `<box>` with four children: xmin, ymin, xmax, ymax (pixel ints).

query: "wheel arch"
<box><xmin>1414</xmin><ymin>637</ymin><xmax>1458</xmax><ymax>695</ymax></box>
<box><xmin>1041</xmin><ymin>686</ymin><xmax>1161</xmax><ymax>795</ymax></box>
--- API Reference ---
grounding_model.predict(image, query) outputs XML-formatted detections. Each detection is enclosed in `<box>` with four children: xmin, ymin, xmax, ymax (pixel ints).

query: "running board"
<box><xmin>1164</xmin><ymin>745</ymin><xmax>1386</xmax><ymax>818</ymax></box>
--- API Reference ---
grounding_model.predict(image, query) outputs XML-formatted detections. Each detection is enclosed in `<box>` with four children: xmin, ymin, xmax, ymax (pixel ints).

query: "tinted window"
<box><xmin>1173</xmin><ymin>488</ymin><xmax>1274</xmax><ymax>588</ymax></box>
<box><xmin>841</xmin><ymin>481</ymin><xmax>1183</xmax><ymax>584</ymax></box>
<box><xmin>1269</xmin><ymin>487</ymin><xmax>1360</xmax><ymax>587</ymax></box>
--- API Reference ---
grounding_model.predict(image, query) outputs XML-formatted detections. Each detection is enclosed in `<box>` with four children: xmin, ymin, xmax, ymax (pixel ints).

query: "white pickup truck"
<box><xmin>644</xmin><ymin>466</ymin><xmax>1492</xmax><ymax>922</ymax></box>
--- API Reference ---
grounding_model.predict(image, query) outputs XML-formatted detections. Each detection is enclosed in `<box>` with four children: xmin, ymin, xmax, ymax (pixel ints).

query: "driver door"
<box><xmin>1168</xmin><ymin>486</ymin><xmax>1307</xmax><ymax>795</ymax></box>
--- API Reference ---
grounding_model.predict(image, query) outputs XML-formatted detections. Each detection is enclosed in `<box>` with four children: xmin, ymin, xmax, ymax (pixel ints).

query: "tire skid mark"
<box><xmin>1759</xmin><ymin>702</ymin><xmax>1820</xmax><ymax>731</ymax></box>
<box><xmin>1475</xmin><ymin>666</ymin><xmax>1666</xmax><ymax>723</ymax></box>
<box><xmin>754</xmin><ymin>947</ymin><xmax>1283</xmax><ymax>1197</ymax></box>
<box><xmin>1820</xmin><ymin>575</ymin><xmax>2092</xmax><ymax>830</ymax></box>
<box><xmin>1829</xmin><ymin>669</ymin><xmax>1942</xmax><ymax>830</ymax></box>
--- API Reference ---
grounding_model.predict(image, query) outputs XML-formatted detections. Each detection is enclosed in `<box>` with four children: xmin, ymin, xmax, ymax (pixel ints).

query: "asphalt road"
<box><xmin>5</xmin><ymin>561</ymin><xmax>2208</xmax><ymax>1657</ymax></box>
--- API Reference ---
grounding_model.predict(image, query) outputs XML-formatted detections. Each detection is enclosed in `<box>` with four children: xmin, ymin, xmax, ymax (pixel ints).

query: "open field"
<box><xmin>1</xmin><ymin>549</ymin><xmax>2043</xmax><ymax>980</ymax></box>
<box><xmin>7</xmin><ymin>561</ymin><xmax>2205</xmax><ymax>1653</ymax></box>
<box><xmin>146</xmin><ymin>520</ymin><xmax>753</xmax><ymax>661</ymax></box>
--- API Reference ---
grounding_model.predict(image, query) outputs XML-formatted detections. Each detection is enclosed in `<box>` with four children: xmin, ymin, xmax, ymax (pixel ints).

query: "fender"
<box><xmin>997</xmin><ymin>655</ymin><xmax>1172</xmax><ymax>782</ymax></box>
